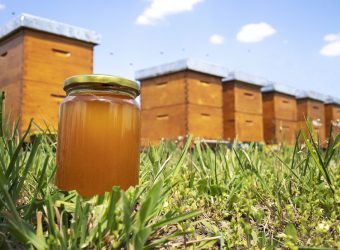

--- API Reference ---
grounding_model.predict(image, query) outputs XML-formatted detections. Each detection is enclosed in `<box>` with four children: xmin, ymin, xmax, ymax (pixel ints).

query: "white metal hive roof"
<box><xmin>0</xmin><ymin>13</ymin><xmax>101</xmax><ymax>44</ymax></box>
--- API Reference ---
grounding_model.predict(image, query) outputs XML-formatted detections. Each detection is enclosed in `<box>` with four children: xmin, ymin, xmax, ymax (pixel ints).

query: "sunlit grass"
<box><xmin>0</xmin><ymin>93</ymin><xmax>339</xmax><ymax>249</ymax></box>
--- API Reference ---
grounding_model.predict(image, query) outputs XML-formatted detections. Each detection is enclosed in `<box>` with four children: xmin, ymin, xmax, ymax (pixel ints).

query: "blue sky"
<box><xmin>0</xmin><ymin>0</ymin><xmax>339</xmax><ymax>97</ymax></box>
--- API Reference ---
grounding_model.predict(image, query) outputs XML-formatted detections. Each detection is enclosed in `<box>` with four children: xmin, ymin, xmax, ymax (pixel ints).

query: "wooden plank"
<box><xmin>24</xmin><ymin>29</ymin><xmax>93</xmax><ymax>62</ymax></box>
<box><xmin>222</xmin><ymin>82</ymin><xmax>235</xmax><ymax>115</ymax></box>
<box><xmin>21</xmin><ymin>80</ymin><xmax>63</xmax><ymax>132</ymax></box>
<box><xmin>0</xmin><ymin>31</ymin><xmax>24</xmax><ymax>127</ymax></box>
<box><xmin>23</xmin><ymin>29</ymin><xmax>93</xmax><ymax>83</ymax></box>
<box><xmin>262</xmin><ymin>93</ymin><xmax>275</xmax><ymax>144</ymax></box>
<box><xmin>306</xmin><ymin>100</ymin><xmax>325</xmax><ymax>122</ymax></box>
<box><xmin>223</xmin><ymin>118</ymin><xmax>235</xmax><ymax>141</ymax></box>
<box><xmin>187</xmin><ymin>104</ymin><xmax>223</xmax><ymax>139</ymax></box>
<box><xmin>306</xmin><ymin>100</ymin><xmax>326</xmax><ymax>143</ymax></box>
<box><xmin>23</xmin><ymin>60</ymin><xmax>92</xmax><ymax>83</ymax></box>
<box><xmin>222</xmin><ymin>82</ymin><xmax>235</xmax><ymax>140</ymax></box>
<box><xmin>297</xmin><ymin>99</ymin><xmax>326</xmax><ymax>144</ymax></box>
<box><xmin>273</xmin><ymin>93</ymin><xmax>297</xmax><ymax>121</ymax></box>
<box><xmin>141</xmin><ymin>104</ymin><xmax>186</xmax><ymax>143</ymax></box>
<box><xmin>186</xmin><ymin>71</ymin><xmax>222</xmax><ymax>107</ymax></box>
<box><xmin>274</xmin><ymin>119</ymin><xmax>297</xmax><ymax>145</ymax></box>
<box><xmin>297</xmin><ymin>100</ymin><xmax>308</xmax><ymax>122</ymax></box>
<box><xmin>235</xmin><ymin>112</ymin><xmax>264</xmax><ymax>142</ymax></box>
<box><xmin>325</xmin><ymin>104</ymin><xmax>340</xmax><ymax>136</ymax></box>
<box><xmin>234</xmin><ymin>81</ymin><xmax>263</xmax><ymax>114</ymax></box>
<box><xmin>140</xmin><ymin>72</ymin><xmax>186</xmax><ymax>110</ymax></box>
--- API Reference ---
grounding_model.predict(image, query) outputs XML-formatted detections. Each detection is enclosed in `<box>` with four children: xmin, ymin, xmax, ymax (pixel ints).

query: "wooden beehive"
<box><xmin>324</xmin><ymin>97</ymin><xmax>340</xmax><ymax>136</ymax></box>
<box><xmin>262</xmin><ymin>84</ymin><xmax>297</xmax><ymax>144</ymax></box>
<box><xmin>0</xmin><ymin>13</ymin><xmax>100</xmax><ymax>134</ymax></box>
<box><xmin>136</xmin><ymin>59</ymin><xmax>227</xmax><ymax>144</ymax></box>
<box><xmin>296</xmin><ymin>91</ymin><xmax>326</xmax><ymax>143</ymax></box>
<box><xmin>222</xmin><ymin>72</ymin><xmax>265</xmax><ymax>142</ymax></box>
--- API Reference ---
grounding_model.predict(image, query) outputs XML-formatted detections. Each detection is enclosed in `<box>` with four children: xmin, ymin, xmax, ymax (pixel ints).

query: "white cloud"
<box><xmin>323</xmin><ymin>33</ymin><xmax>340</xmax><ymax>42</ymax></box>
<box><xmin>320</xmin><ymin>32</ymin><xmax>340</xmax><ymax>57</ymax></box>
<box><xmin>136</xmin><ymin>0</ymin><xmax>204</xmax><ymax>25</ymax></box>
<box><xmin>236</xmin><ymin>22</ymin><xmax>276</xmax><ymax>43</ymax></box>
<box><xmin>0</xmin><ymin>4</ymin><xmax>5</xmax><ymax>10</ymax></box>
<box><xmin>209</xmin><ymin>34</ymin><xmax>224</xmax><ymax>45</ymax></box>
<box><xmin>320</xmin><ymin>41</ymin><xmax>340</xmax><ymax>57</ymax></box>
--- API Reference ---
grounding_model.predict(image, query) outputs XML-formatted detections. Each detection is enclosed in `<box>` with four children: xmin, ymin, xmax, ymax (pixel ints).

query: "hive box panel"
<box><xmin>141</xmin><ymin>104</ymin><xmax>186</xmax><ymax>144</ymax></box>
<box><xmin>187</xmin><ymin>104</ymin><xmax>223</xmax><ymax>139</ymax></box>
<box><xmin>20</xmin><ymin>30</ymin><xmax>93</xmax><ymax>131</ymax></box>
<box><xmin>297</xmin><ymin>99</ymin><xmax>326</xmax><ymax>143</ymax></box>
<box><xmin>0</xmin><ymin>32</ymin><xmax>24</xmax><ymax>126</ymax></box>
<box><xmin>140</xmin><ymin>72</ymin><xmax>186</xmax><ymax>110</ymax></box>
<box><xmin>224</xmin><ymin>112</ymin><xmax>263</xmax><ymax>142</ymax></box>
<box><xmin>21</xmin><ymin>80</ymin><xmax>64</xmax><ymax>132</ymax></box>
<box><xmin>235</xmin><ymin>112</ymin><xmax>263</xmax><ymax>142</ymax></box>
<box><xmin>235</xmin><ymin>82</ymin><xmax>262</xmax><ymax>114</ymax></box>
<box><xmin>186</xmin><ymin>71</ymin><xmax>222</xmax><ymax>107</ymax></box>
<box><xmin>223</xmin><ymin>81</ymin><xmax>263</xmax><ymax>114</ymax></box>
<box><xmin>297</xmin><ymin>120</ymin><xmax>326</xmax><ymax>143</ymax></box>
<box><xmin>273</xmin><ymin>93</ymin><xmax>297</xmax><ymax>121</ymax></box>
<box><xmin>24</xmin><ymin>30</ymin><xmax>93</xmax><ymax>83</ymax></box>
<box><xmin>297</xmin><ymin>99</ymin><xmax>325</xmax><ymax>122</ymax></box>
<box><xmin>263</xmin><ymin>119</ymin><xmax>297</xmax><ymax>144</ymax></box>
<box><xmin>262</xmin><ymin>92</ymin><xmax>297</xmax><ymax>144</ymax></box>
<box><xmin>274</xmin><ymin>120</ymin><xmax>297</xmax><ymax>145</ymax></box>
<box><xmin>325</xmin><ymin>104</ymin><xmax>340</xmax><ymax>135</ymax></box>
<box><xmin>223</xmin><ymin>80</ymin><xmax>263</xmax><ymax>142</ymax></box>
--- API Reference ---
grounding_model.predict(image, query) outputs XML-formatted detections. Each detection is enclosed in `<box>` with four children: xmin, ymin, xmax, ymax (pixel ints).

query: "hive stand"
<box><xmin>262</xmin><ymin>84</ymin><xmax>297</xmax><ymax>145</ymax></box>
<box><xmin>135</xmin><ymin>59</ymin><xmax>228</xmax><ymax>144</ymax></box>
<box><xmin>296</xmin><ymin>91</ymin><xmax>326</xmax><ymax>144</ymax></box>
<box><xmin>0</xmin><ymin>13</ymin><xmax>100</xmax><ymax>134</ymax></box>
<box><xmin>324</xmin><ymin>96</ymin><xmax>340</xmax><ymax>136</ymax></box>
<box><xmin>222</xmin><ymin>72</ymin><xmax>266</xmax><ymax>142</ymax></box>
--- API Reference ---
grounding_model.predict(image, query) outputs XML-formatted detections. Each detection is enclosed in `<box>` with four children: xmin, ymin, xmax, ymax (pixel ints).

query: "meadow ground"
<box><xmin>0</xmin><ymin>96</ymin><xmax>339</xmax><ymax>249</ymax></box>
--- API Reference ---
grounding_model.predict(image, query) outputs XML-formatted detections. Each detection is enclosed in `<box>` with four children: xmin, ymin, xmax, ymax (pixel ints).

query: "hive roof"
<box><xmin>135</xmin><ymin>58</ymin><xmax>230</xmax><ymax>80</ymax></box>
<box><xmin>0</xmin><ymin>13</ymin><xmax>101</xmax><ymax>44</ymax></box>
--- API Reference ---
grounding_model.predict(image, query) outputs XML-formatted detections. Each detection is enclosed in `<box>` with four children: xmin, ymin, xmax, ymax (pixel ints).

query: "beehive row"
<box><xmin>136</xmin><ymin>59</ymin><xmax>340</xmax><ymax>145</ymax></box>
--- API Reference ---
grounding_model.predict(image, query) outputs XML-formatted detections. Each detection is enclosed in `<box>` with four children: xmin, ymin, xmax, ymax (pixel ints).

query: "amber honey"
<box><xmin>56</xmin><ymin>75</ymin><xmax>140</xmax><ymax>197</ymax></box>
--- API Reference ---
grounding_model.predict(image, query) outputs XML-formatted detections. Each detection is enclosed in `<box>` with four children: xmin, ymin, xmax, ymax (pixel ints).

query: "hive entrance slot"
<box><xmin>156</xmin><ymin>114</ymin><xmax>169</xmax><ymax>120</ymax></box>
<box><xmin>312</xmin><ymin>106</ymin><xmax>319</xmax><ymax>110</ymax></box>
<box><xmin>200</xmin><ymin>80</ymin><xmax>210</xmax><ymax>85</ymax></box>
<box><xmin>51</xmin><ymin>93</ymin><xmax>66</xmax><ymax>98</ymax></box>
<box><xmin>245</xmin><ymin>120</ymin><xmax>253</xmax><ymax>124</ymax></box>
<box><xmin>244</xmin><ymin>92</ymin><xmax>254</xmax><ymax>98</ymax></box>
<box><xmin>201</xmin><ymin>113</ymin><xmax>210</xmax><ymax>117</ymax></box>
<box><xmin>282</xmin><ymin>100</ymin><xmax>289</xmax><ymax>104</ymax></box>
<box><xmin>1</xmin><ymin>51</ymin><xmax>7</xmax><ymax>57</ymax></box>
<box><xmin>52</xmin><ymin>48</ymin><xmax>71</xmax><ymax>57</ymax></box>
<box><xmin>156</xmin><ymin>81</ymin><xmax>167</xmax><ymax>86</ymax></box>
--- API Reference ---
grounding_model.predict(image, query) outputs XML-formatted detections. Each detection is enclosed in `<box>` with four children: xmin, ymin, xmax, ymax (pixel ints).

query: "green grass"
<box><xmin>0</xmin><ymin>93</ymin><xmax>339</xmax><ymax>249</ymax></box>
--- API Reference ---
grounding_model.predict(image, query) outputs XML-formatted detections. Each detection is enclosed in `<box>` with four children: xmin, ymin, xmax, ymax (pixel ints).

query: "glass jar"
<box><xmin>56</xmin><ymin>74</ymin><xmax>140</xmax><ymax>197</ymax></box>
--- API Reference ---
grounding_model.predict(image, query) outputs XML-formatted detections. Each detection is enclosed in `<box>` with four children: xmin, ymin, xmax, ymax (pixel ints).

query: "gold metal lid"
<box><xmin>64</xmin><ymin>74</ymin><xmax>140</xmax><ymax>98</ymax></box>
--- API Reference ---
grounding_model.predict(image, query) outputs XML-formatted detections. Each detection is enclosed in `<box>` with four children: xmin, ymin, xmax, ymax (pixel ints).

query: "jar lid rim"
<box><xmin>64</xmin><ymin>74</ymin><xmax>140</xmax><ymax>97</ymax></box>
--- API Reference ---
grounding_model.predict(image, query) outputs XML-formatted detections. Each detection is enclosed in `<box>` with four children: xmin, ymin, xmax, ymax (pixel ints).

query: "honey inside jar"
<box><xmin>56</xmin><ymin>75</ymin><xmax>140</xmax><ymax>197</ymax></box>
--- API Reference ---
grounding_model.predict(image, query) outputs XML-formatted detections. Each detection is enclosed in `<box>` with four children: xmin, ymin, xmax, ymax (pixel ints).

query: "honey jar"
<box><xmin>56</xmin><ymin>74</ymin><xmax>140</xmax><ymax>197</ymax></box>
